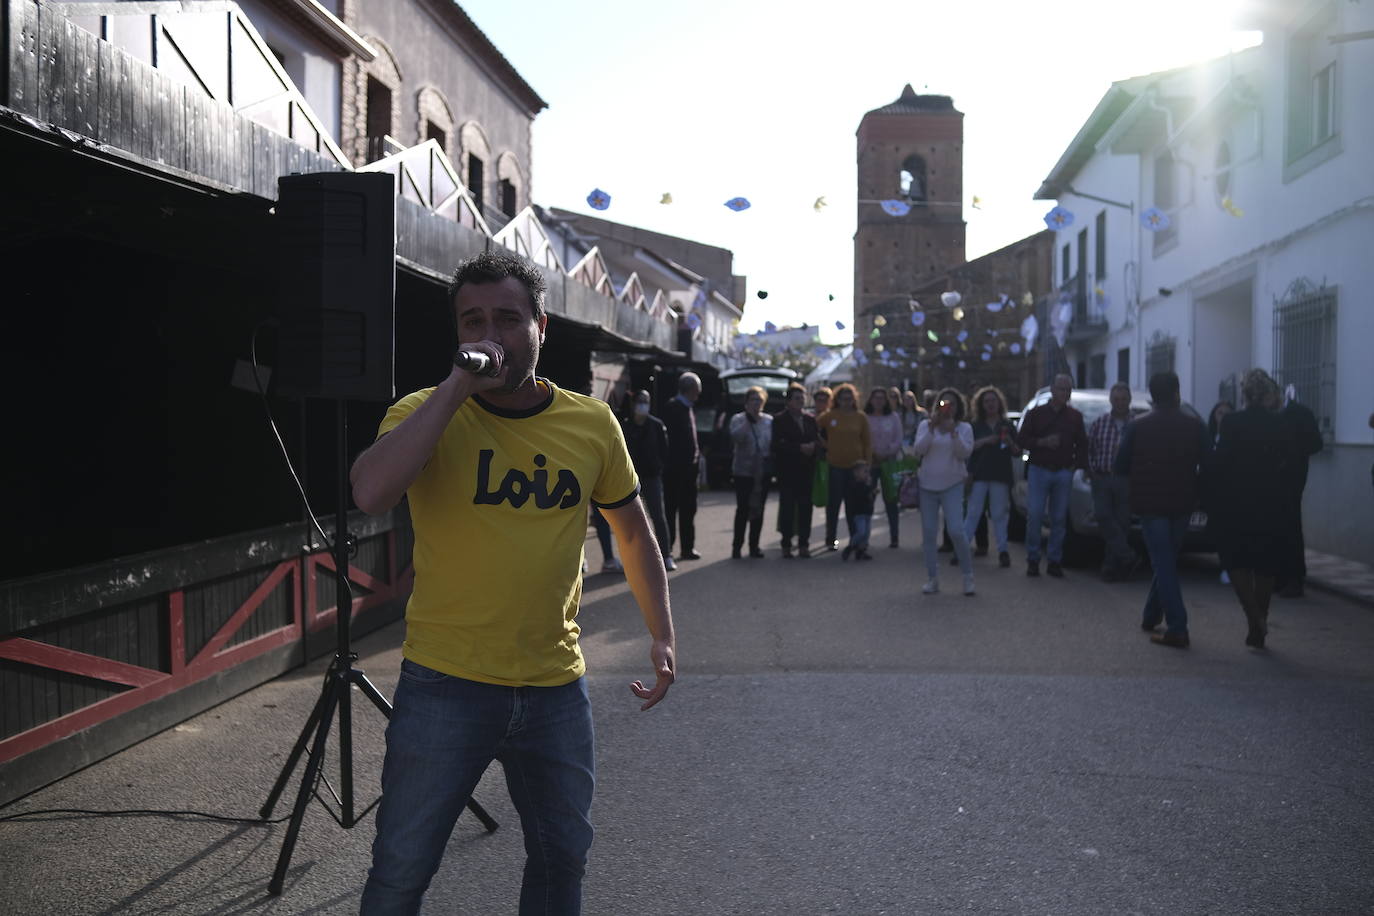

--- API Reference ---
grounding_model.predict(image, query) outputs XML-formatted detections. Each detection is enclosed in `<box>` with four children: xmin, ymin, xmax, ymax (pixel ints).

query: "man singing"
<box><xmin>351</xmin><ymin>251</ymin><xmax>675</xmax><ymax>915</ymax></box>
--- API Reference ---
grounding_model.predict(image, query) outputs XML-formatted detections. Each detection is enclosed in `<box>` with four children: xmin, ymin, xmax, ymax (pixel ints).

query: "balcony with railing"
<box><xmin>1061</xmin><ymin>274</ymin><xmax>1109</xmax><ymax>341</ymax></box>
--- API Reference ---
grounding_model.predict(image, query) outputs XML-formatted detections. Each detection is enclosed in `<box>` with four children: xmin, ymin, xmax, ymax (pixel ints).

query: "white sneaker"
<box><xmin>602</xmin><ymin>558</ymin><xmax>623</xmax><ymax>574</ymax></box>
<box><xmin>922</xmin><ymin>579</ymin><xmax>939</xmax><ymax>595</ymax></box>
<box><xmin>664</xmin><ymin>556</ymin><xmax>677</xmax><ymax>571</ymax></box>
<box><xmin>963</xmin><ymin>574</ymin><xmax>976</xmax><ymax>596</ymax></box>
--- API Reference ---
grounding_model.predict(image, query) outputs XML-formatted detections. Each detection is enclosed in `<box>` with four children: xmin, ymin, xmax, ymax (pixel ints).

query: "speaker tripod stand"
<box><xmin>258</xmin><ymin>399</ymin><xmax>498</xmax><ymax>896</ymax></box>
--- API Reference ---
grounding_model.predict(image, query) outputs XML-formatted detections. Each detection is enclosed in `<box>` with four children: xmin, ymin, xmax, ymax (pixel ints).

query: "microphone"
<box><xmin>454</xmin><ymin>347</ymin><xmax>502</xmax><ymax>377</ymax></box>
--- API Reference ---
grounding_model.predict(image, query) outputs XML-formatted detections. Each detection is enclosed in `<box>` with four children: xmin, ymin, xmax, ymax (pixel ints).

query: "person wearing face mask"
<box><xmin>729</xmin><ymin>386</ymin><xmax>774</xmax><ymax>558</ymax></box>
<box><xmin>622</xmin><ymin>389</ymin><xmax>676</xmax><ymax>571</ymax></box>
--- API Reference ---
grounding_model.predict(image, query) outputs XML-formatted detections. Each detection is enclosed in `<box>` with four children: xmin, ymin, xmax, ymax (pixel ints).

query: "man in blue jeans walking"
<box><xmin>1019</xmin><ymin>374</ymin><xmax>1089</xmax><ymax>578</ymax></box>
<box><xmin>1114</xmin><ymin>371</ymin><xmax>1209</xmax><ymax>648</ymax></box>
<box><xmin>350</xmin><ymin>252</ymin><xmax>676</xmax><ymax>914</ymax></box>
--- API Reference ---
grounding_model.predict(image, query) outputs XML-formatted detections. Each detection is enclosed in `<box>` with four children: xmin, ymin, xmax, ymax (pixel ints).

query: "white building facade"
<box><xmin>1035</xmin><ymin>0</ymin><xmax>1374</xmax><ymax>564</ymax></box>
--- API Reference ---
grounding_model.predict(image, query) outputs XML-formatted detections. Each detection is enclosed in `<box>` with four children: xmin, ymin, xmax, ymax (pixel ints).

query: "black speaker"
<box><xmin>275</xmin><ymin>171</ymin><xmax>396</xmax><ymax>402</ymax></box>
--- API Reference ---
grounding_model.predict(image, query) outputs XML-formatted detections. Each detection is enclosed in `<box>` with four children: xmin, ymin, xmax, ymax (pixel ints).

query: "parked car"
<box><xmin>704</xmin><ymin>366</ymin><xmax>798</xmax><ymax>488</ymax></box>
<box><xmin>1008</xmin><ymin>387</ymin><xmax>1213</xmax><ymax>563</ymax></box>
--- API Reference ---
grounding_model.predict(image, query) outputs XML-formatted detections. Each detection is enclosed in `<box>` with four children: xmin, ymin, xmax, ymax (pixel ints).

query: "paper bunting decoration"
<box><xmin>1221</xmin><ymin>196</ymin><xmax>1244</xmax><ymax>218</ymax></box>
<box><xmin>881</xmin><ymin>199</ymin><xmax>911</xmax><ymax>216</ymax></box>
<box><xmin>941</xmin><ymin>346</ymin><xmax>952</xmax><ymax>356</ymax></box>
<box><xmin>1044</xmin><ymin>206</ymin><xmax>1075</xmax><ymax>230</ymax></box>
<box><xmin>691</xmin><ymin>289</ymin><xmax>707</xmax><ymax>309</ymax></box>
<box><xmin>908</xmin><ymin>298</ymin><xmax>921</xmax><ymax>310</ymax></box>
<box><xmin>852</xmin><ymin>349</ymin><xmax>868</xmax><ymax>366</ymax></box>
<box><xmin>1140</xmin><ymin>207</ymin><xmax>1171</xmax><ymax>232</ymax></box>
<box><xmin>1094</xmin><ymin>286</ymin><xmax>1109</xmax><ymax>308</ymax></box>
<box><xmin>958</xmin><ymin>360</ymin><xmax>966</xmax><ymax>369</ymax></box>
<box><xmin>814</xmin><ymin>196</ymin><xmax>827</xmax><ymax>211</ymax></box>
<box><xmin>814</xmin><ymin>347</ymin><xmax>830</xmax><ymax>358</ymax></box>
<box><xmin>895</xmin><ymin>347</ymin><xmax>908</xmax><ymax>357</ymax></box>
<box><xmin>980</xmin><ymin>352</ymin><xmax>991</xmax><ymax>362</ymax></box>
<box><xmin>724</xmin><ymin>197</ymin><xmax>751</xmax><ymax>211</ymax></box>
<box><xmin>985</xmin><ymin>300</ymin><xmax>1003</xmax><ymax>313</ymax></box>
<box><xmin>1021</xmin><ymin>292</ymin><xmax>1035</xmax><ymax>307</ymax></box>
<box><xmin>586</xmin><ymin>188</ymin><xmax>611</xmax><ymax>210</ymax></box>
<box><xmin>972</xmin><ymin>195</ymin><xmax>983</xmax><ymax>209</ymax></box>
<box><xmin>983</xmin><ymin>343</ymin><xmax>993</xmax><ymax>351</ymax></box>
<box><xmin>918</xmin><ymin>347</ymin><xmax>927</xmax><ymax>357</ymax></box>
<box><xmin>685</xmin><ymin>313</ymin><xmax>702</xmax><ymax>330</ymax></box>
<box><xmin>955</xmin><ymin>330</ymin><xmax>968</xmax><ymax>343</ymax></box>
<box><xmin>874</xmin><ymin>344</ymin><xmax>885</xmax><ymax>353</ymax></box>
<box><xmin>952</xmin><ymin>306</ymin><xmax>965</xmax><ymax>321</ymax></box>
<box><xmin>927</xmin><ymin>329</ymin><xmax>939</xmax><ymax>342</ymax></box>
<box><xmin>873</xmin><ymin>315</ymin><xmax>887</xmax><ymax>327</ymax></box>
<box><xmin>940</xmin><ymin>291</ymin><xmax>962</xmax><ymax>308</ymax></box>
<box><xmin>757</xmin><ymin>290</ymin><xmax>768</xmax><ymax>299</ymax></box>
<box><xmin>1019</xmin><ymin>315</ymin><xmax>1038</xmax><ymax>354</ymax></box>
<box><xmin>835</xmin><ymin>320</ymin><xmax>846</xmax><ymax>330</ymax></box>
<box><xmin>660</xmin><ymin>193</ymin><xmax>673</xmax><ymax>204</ymax></box>
<box><xmin>828</xmin><ymin>294</ymin><xmax>835</xmax><ymax>301</ymax></box>
<box><xmin>910</xmin><ymin>311</ymin><xmax>925</xmax><ymax>327</ymax></box>
<box><xmin>869</xmin><ymin>327</ymin><xmax>881</xmax><ymax>339</ymax></box>
<box><xmin>764</xmin><ymin>321</ymin><xmax>777</xmax><ymax>333</ymax></box>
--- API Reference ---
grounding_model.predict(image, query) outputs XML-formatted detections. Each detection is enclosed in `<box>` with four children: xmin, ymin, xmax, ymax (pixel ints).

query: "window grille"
<box><xmin>1145</xmin><ymin>337</ymin><xmax>1175</xmax><ymax>380</ymax></box>
<box><xmin>1273</xmin><ymin>284</ymin><xmax>1337</xmax><ymax>442</ymax></box>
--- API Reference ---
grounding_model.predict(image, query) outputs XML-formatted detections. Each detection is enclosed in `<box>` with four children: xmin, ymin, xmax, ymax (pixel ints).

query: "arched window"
<box><xmin>900</xmin><ymin>154</ymin><xmax>927</xmax><ymax>204</ymax></box>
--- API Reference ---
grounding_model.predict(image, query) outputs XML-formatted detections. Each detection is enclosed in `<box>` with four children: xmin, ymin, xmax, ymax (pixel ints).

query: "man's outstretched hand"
<box><xmin>631</xmin><ymin>638</ymin><xmax>675</xmax><ymax>711</ymax></box>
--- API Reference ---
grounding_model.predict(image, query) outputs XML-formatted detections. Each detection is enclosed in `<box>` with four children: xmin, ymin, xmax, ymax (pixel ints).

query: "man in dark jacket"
<box><xmin>1275</xmin><ymin>391</ymin><xmax>1324</xmax><ymax>597</ymax></box>
<box><xmin>1019</xmin><ymin>373</ymin><xmax>1089</xmax><ymax>578</ymax></box>
<box><xmin>1115</xmin><ymin>372</ymin><xmax>1210</xmax><ymax>648</ymax></box>
<box><xmin>622</xmin><ymin>389</ymin><xmax>675</xmax><ymax>570</ymax></box>
<box><xmin>663</xmin><ymin>372</ymin><xmax>703</xmax><ymax>560</ymax></box>
<box><xmin>771</xmin><ymin>383</ymin><xmax>821</xmax><ymax>558</ymax></box>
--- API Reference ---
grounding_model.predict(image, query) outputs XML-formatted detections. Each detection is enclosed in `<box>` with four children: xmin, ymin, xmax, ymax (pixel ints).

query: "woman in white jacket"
<box><xmin>914</xmin><ymin>387</ymin><xmax>975</xmax><ymax>595</ymax></box>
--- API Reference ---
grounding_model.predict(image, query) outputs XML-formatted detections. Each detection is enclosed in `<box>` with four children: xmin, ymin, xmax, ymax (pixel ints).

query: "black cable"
<box><xmin>0</xmin><ymin>807</ymin><xmax>292</xmax><ymax>825</ymax></box>
<box><xmin>249</xmin><ymin>319</ymin><xmax>334</xmax><ymax>551</ymax></box>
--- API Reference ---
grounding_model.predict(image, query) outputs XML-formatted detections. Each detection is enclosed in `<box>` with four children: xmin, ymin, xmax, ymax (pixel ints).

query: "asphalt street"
<box><xmin>2</xmin><ymin>491</ymin><xmax>1372</xmax><ymax>915</ymax></box>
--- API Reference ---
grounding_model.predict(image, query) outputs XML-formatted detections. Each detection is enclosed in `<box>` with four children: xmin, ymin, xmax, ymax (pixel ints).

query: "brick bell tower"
<box><xmin>853</xmin><ymin>86</ymin><xmax>966</xmax><ymax>391</ymax></box>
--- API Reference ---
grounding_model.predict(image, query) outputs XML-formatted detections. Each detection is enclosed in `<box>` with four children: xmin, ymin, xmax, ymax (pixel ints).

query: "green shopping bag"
<box><xmin>811</xmin><ymin>459</ymin><xmax>829</xmax><ymax>507</ymax></box>
<box><xmin>881</xmin><ymin>457</ymin><xmax>919</xmax><ymax>503</ymax></box>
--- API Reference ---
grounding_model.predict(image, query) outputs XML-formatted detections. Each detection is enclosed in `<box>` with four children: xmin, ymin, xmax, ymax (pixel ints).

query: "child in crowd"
<box><xmin>842</xmin><ymin>460</ymin><xmax>876</xmax><ymax>561</ymax></box>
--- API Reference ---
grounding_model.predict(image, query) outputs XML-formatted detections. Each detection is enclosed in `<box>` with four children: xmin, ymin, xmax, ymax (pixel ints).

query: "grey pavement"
<box><xmin>2</xmin><ymin>491</ymin><xmax>1373</xmax><ymax>915</ymax></box>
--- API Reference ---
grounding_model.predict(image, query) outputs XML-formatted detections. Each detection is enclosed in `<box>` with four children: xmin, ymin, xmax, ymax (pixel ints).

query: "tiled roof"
<box><xmin>864</xmin><ymin>84</ymin><xmax>958</xmax><ymax>116</ymax></box>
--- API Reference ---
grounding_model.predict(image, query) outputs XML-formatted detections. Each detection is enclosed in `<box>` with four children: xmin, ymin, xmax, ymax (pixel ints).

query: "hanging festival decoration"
<box><xmin>952</xmin><ymin>306</ymin><xmax>965</xmax><ymax>321</ymax></box>
<box><xmin>926</xmin><ymin>329</ymin><xmax>940</xmax><ymax>342</ymax></box>
<box><xmin>692</xmin><ymin>289</ymin><xmax>708</xmax><ymax>309</ymax></box>
<box><xmin>873</xmin><ymin>315</ymin><xmax>887</xmax><ymax>327</ymax></box>
<box><xmin>756</xmin><ymin>290</ymin><xmax>768</xmax><ymax>299</ymax></box>
<box><xmin>1019</xmin><ymin>314</ymin><xmax>1039</xmax><ymax>354</ymax></box>
<box><xmin>1140</xmin><ymin>207</ymin><xmax>1171</xmax><ymax>232</ymax></box>
<box><xmin>1021</xmin><ymin>291</ymin><xmax>1035</xmax><ymax>307</ymax></box>
<box><xmin>880</xmin><ymin>199</ymin><xmax>911</xmax><ymax>217</ymax></box>
<box><xmin>1043</xmin><ymin>206</ymin><xmax>1075</xmax><ymax>230</ymax></box>
<box><xmin>956</xmin><ymin>330</ymin><xmax>969</xmax><ymax>342</ymax></box>
<box><xmin>685</xmin><ymin>313</ymin><xmax>702</xmax><ymax>330</ymax></box>
<box><xmin>985</xmin><ymin>300</ymin><xmax>1003</xmax><ymax>313</ymax></box>
<box><xmin>940</xmin><ymin>291</ymin><xmax>962</xmax><ymax>308</ymax></box>
<box><xmin>972</xmin><ymin>195</ymin><xmax>983</xmax><ymax>209</ymax></box>
<box><xmin>869</xmin><ymin>327</ymin><xmax>881</xmax><ymax>339</ymax></box>
<box><xmin>980</xmin><ymin>351</ymin><xmax>992</xmax><ymax>362</ymax></box>
<box><xmin>958</xmin><ymin>360</ymin><xmax>967</xmax><ymax>369</ymax></box>
<box><xmin>828</xmin><ymin>294</ymin><xmax>836</xmax><ymax>301</ymax></box>
<box><xmin>724</xmin><ymin>197</ymin><xmax>752</xmax><ymax>211</ymax></box>
<box><xmin>1051</xmin><ymin>297</ymin><xmax>1072</xmax><ymax>347</ymax></box>
<box><xmin>1010</xmin><ymin>342</ymin><xmax>1023</xmax><ymax>355</ymax></box>
<box><xmin>835</xmin><ymin>320</ymin><xmax>846</xmax><ymax>330</ymax></box>
<box><xmin>660</xmin><ymin>193</ymin><xmax>673</xmax><ymax>205</ymax></box>
<box><xmin>764</xmin><ymin>321</ymin><xmax>777</xmax><ymax>333</ymax></box>
<box><xmin>852</xmin><ymin>349</ymin><xmax>868</xmax><ymax>366</ymax></box>
<box><xmin>874</xmin><ymin>344</ymin><xmax>885</xmax><ymax>353</ymax></box>
<box><xmin>586</xmin><ymin>188</ymin><xmax>611</xmax><ymax>210</ymax></box>
<box><xmin>941</xmin><ymin>346</ymin><xmax>952</xmax><ymax>356</ymax></box>
<box><xmin>910</xmin><ymin>311</ymin><xmax>925</xmax><ymax>327</ymax></box>
<box><xmin>814</xmin><ymin>196</ymin><xmax>827</xmax><ymax>212</ymax></box>
<box><xmin>1221</xmin><ymin>196</ymin><xmax>1244</xmax><ymax>218</ymax></box>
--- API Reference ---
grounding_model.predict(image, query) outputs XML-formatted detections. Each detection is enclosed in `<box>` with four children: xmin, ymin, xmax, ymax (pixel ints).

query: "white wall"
<box><xmin>238</xmin><ymin>0</ymin><xmax>343</xmax><ymax>143</ymax></box>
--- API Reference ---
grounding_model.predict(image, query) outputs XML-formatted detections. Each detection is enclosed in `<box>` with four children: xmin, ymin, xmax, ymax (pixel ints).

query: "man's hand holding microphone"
<box><xmin>450</xmin><ymin>341</ymin><xmax>506</xmax><ymax>394</ymax></box>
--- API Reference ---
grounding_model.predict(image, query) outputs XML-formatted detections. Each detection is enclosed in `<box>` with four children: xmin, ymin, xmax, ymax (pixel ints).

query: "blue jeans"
<box><xmin>826</xmin><ymin>465</ymin><xmax>856</xmax><ymax>543</ymax></box>
<box><xmin>964</xmin><ymin>480</ymin><xmax>1010</xmax><ymax>553</ymax></box>
<box><xmin>1140</xmin><ymin>514</ymin><xmax>1191</xmax><ymax>636</ymax></box>
<box><xmin>1090</xmin><ymin>475</ymin><xmax>1134</xmax><ymax>570</ymax></box>
<box><xmin>361</xmin><ymin>661</ymin><xmax>594</xmax><ymax>916</ymax></box>
<box><xmin>921</xmin><ymin>485</ymin><xmax>972</xmax><ymax>579</ymax></box>
<box><xmin>1026</xmin><ymin>466</ymin><xmax>1073</xmax><ymax>564</ymax></box>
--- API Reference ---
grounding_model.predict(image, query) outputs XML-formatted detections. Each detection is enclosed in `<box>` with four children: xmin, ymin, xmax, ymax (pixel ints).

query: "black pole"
<box><xmin>335</xmin><ymin>399</ymin><xmax>356</xmax><ymax>827</ymax></box>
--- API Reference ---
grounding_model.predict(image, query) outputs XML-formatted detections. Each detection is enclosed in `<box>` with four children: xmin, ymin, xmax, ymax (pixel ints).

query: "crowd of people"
<box><xmin>595</xmin><ymin>368</ymin><xmax>1326</xmax><ymax>656</ymax></box>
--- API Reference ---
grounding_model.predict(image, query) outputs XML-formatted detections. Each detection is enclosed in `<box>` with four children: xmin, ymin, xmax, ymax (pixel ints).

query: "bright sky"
<box><xmin>458</xmin><ymin>0</ymin><xmax>1260</xmax><ymax>345</ymax></box>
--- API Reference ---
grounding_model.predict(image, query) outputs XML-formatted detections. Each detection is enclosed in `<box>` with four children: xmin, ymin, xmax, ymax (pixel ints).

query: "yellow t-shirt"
<box><xmin>378</xmin><ymin>380</ymin><xmax>639</xmax><ymax>687</ymax></box>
